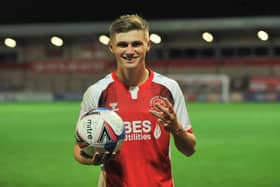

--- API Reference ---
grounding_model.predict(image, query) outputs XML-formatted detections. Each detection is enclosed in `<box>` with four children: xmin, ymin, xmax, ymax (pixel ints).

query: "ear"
<box><xmin>108</xmin><ymin>41</ymin><xmax>113</xmax><ymax>53</ymax></box>
<box><xmin>146</xmin><ymin>40</ymin><xmax>152</xmax><ymax>51</ymax></box>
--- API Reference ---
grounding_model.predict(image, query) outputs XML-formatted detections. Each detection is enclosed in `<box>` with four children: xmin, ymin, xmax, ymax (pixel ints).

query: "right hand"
<box><xmin>74</xmin><ymin>144</ymin><xmax>120</xmax><ymax>166</ymax></box>
<box><xmin>87</xmin><ymin>140</ymin><xmax>124</xmax><ymax>165</ymax></box>
<box><xmin>91</xmin><ymin>151</ymin><xmax>118</xmax><ymax>165</ymax></box>
<box><xmin>80</xmin><ymin>147</ymin><xmax>119</xmax><ymax>165</ymax></box>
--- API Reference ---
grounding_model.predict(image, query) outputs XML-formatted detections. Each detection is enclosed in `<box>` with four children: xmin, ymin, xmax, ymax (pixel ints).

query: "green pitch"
<box><xmin>0</xmin><ymin>102</ymin><xmax>279</xmax><ymax>187</ymax></box>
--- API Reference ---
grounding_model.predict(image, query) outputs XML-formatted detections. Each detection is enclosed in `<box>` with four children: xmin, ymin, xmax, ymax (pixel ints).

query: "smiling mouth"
<box><xmin>123</xmin><ymin>56</ymin><xmax>137</xmax><ymax>61</ymax></box>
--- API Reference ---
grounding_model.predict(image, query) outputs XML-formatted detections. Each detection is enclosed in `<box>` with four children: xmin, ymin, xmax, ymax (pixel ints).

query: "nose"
<box><xmin>125</xmin><ymin>44</ymin><xmax>135</xmax><ymax>53</ymax></box>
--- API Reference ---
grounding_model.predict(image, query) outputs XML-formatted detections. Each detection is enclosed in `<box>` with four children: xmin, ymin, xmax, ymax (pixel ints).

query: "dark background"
<box><xmin>1</xmin><ymin>0</ymin><xmax>279</xmax><ymax>24</ymax></box>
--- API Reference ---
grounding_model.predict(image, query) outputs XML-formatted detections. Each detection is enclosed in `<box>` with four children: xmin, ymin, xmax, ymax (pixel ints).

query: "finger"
<box><xmin>155</xmin><ymin>99</ymin><xmax>173</xmax><ymax>114</ymax></box>
<box><xmin>101</xmin><ymin>151</ymin><xmax>111</xmax><ymax>163</ymax></box>
<box><xmin>162</xmin><ymin>97</ymin><xmax>173</xmax><ymax>108</ymax></box>
<box><xmin>152</xmin><ymin>109</ymin><xmax>168</xmax><ymax>124</ymax></box>
<box><xmin>150</xmin><ymin>105</ymin><xmax>176</xmax><ymax>126</ymax></box>
<box><xmin>160</xmin><ymin>98</ymin><xmax>175</xmax><ymax>114</ymax></box>
<box><xmin>112</xmin><ymin>140</ymin><xmax>123</xmax><ymax>155</ymax></box>
<box><xmin>155</xmin><ymin>103</ymin><xmax>174</xmax><ymax>121</ymax></box>
<box><xmin>155</xmin><ymin>102</ymin><xmax>168</xmax><ymax>112</ymax></box>
<box><xmin>92</xmin><ymin>151</ymin><xmax>103</xmax><ymax>165</ymax></box>
<box><xmin>80</xmin><ymin>150</ymin><xmax>92</xmax><ymax>159</ymax></box>
<box><xmin>149</xmin><ymin>109</ymin><xmax>164</xmax><ymax>119</ymax></box>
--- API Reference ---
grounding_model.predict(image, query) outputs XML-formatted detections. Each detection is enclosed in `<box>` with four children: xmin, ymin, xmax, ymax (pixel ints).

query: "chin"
<box><xmin>124</xmin><ymin>61</ymin><xmax>139</xmax><ymax>68</ymax></box>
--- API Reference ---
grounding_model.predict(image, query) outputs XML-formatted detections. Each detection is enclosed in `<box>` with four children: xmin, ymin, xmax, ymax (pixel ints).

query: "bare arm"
<box><xmin>149</xmin><ymin>97</ymin><xmax>196</xmax><ymax>156</ymax></box>
<box><xmin>170</xmin><ymin>123</ymin><xmax>196</xmax><ymax>156</ymax></box>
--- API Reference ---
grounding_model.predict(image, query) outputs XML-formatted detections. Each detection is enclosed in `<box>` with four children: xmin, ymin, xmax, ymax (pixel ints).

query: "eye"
<box><xmin>117</xmin><ymin>42</ymin><xmax>129</xmax><ymax>48</ymax></box>
<box><xmin>131</xmin><ymin>41</ymin><xmax>143</xmax><ymax>47</ymax></box>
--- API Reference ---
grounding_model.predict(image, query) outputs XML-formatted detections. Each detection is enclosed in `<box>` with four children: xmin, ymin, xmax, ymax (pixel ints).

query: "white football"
<box><xmin>75</xmin><ymin>107</ymin><xmax>125</xmax><ymax>157</ymax></box>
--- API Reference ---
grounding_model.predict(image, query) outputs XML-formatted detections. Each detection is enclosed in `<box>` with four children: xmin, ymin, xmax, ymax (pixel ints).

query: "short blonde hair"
<box><xmin>109</xmin><ymin>14</ymin><xmax>150</xmax><ymax>40</ymax></box>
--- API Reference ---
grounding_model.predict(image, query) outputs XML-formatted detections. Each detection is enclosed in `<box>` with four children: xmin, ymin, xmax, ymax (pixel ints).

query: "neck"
<box><xmin>116</xmin><ymin>68</ymin><xmax>149</xmax><ymax>87</ymax></box>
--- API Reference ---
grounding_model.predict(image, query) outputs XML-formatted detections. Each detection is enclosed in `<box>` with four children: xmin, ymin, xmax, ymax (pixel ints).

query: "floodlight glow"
<box><xmin>257</xmin><ymin>30</ymin><xmax>269</xmax><ymax>41</ymax></box>
<box><xmin>150</xmin><ymin>33</ymin><xmax>161</xmax><ymax>44</ymax></box>
<box><xmin>99</xmin><ymin>35</ymin><xmax>110</xmax><ymax>45</ymax></box>
<box><xmin>4</xmin><ymin>38</ymin><xmax>17</xmax><ymax>48</ymax></box>
<box><xmin>50</xmin><ymin>36</ymin><xmax>64</xmax><ymax>47</ymax></box>
<box><xmin>202</xmin><ymin>32</ymin><xmax>214</xmax><ymax>42</ymax></box>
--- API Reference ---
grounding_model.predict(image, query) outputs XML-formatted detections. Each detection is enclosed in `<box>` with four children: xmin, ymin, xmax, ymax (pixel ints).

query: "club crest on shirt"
<box><xmin>149</xmin><ymin>96</ymin><xmax>167</xmax><ymax>111</ymax></box>
<box><xmin>109</xmin><ymin>102</ymin><xmax>119</xmax><ymax>111</ymax></box>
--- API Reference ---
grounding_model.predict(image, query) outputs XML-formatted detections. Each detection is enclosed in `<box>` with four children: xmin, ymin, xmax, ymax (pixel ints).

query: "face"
<box><xmin>109</xmin><ymin>30</ymin><xmax>151</xmax><ymax>70</ymax></box>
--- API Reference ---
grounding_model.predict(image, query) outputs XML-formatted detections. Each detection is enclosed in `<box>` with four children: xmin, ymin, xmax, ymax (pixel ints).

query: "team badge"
<box><xmin>149</xmin><ymin>96</ymin><xmax>168</xmax><ymax>111</ymax></box>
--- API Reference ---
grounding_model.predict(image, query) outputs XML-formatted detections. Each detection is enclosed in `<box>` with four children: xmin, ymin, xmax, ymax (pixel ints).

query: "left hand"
<box><xmin>149</xmin><ymin>97</ymin><xmax>179</xmax><ymax>133</ymax></box>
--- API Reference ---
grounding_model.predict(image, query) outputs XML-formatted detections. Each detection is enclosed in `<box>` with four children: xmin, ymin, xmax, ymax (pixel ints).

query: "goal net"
<box><xmin>168</xmin><ymin>74</ymin><xmax>230</xmax><ymax>102</ymax></box>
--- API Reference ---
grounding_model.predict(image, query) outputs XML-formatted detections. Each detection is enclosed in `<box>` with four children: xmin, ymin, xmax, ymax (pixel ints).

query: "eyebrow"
<box><xmin>116</xmin><ymin>41</ymin><xmax>144</xmax><ymax>47</ymax></box>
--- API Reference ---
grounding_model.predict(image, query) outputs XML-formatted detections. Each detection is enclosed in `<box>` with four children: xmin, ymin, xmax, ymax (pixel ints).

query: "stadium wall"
<box><xmin>1</xmin><ymin>58</ymin><xmax>280</xmax><ymax>102</ymax></box>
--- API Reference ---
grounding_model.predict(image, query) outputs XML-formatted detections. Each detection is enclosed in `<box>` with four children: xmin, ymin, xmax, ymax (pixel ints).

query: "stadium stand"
<box><xmin>1</xmin><ymin>17</ymin><xmax>280</xmax><ymax>102</ymax></box>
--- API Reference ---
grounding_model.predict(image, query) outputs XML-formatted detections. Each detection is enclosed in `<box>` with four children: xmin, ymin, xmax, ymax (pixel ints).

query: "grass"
<box><xmin>0</xmin><ymin>102</ymin><xmax>279</xmax><ymax>187</ymax></box>
<box><xmin>172</xmin><ymin>102</ymin><xmax>280</xmax><ymax>187</ymax></box>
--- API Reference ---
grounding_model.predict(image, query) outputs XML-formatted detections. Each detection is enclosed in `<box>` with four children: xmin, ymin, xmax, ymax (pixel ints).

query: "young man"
<box><xmin>73</xmin><ymin>14</ymin><xmax>196</xmax><ymax>187</ymax></box>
